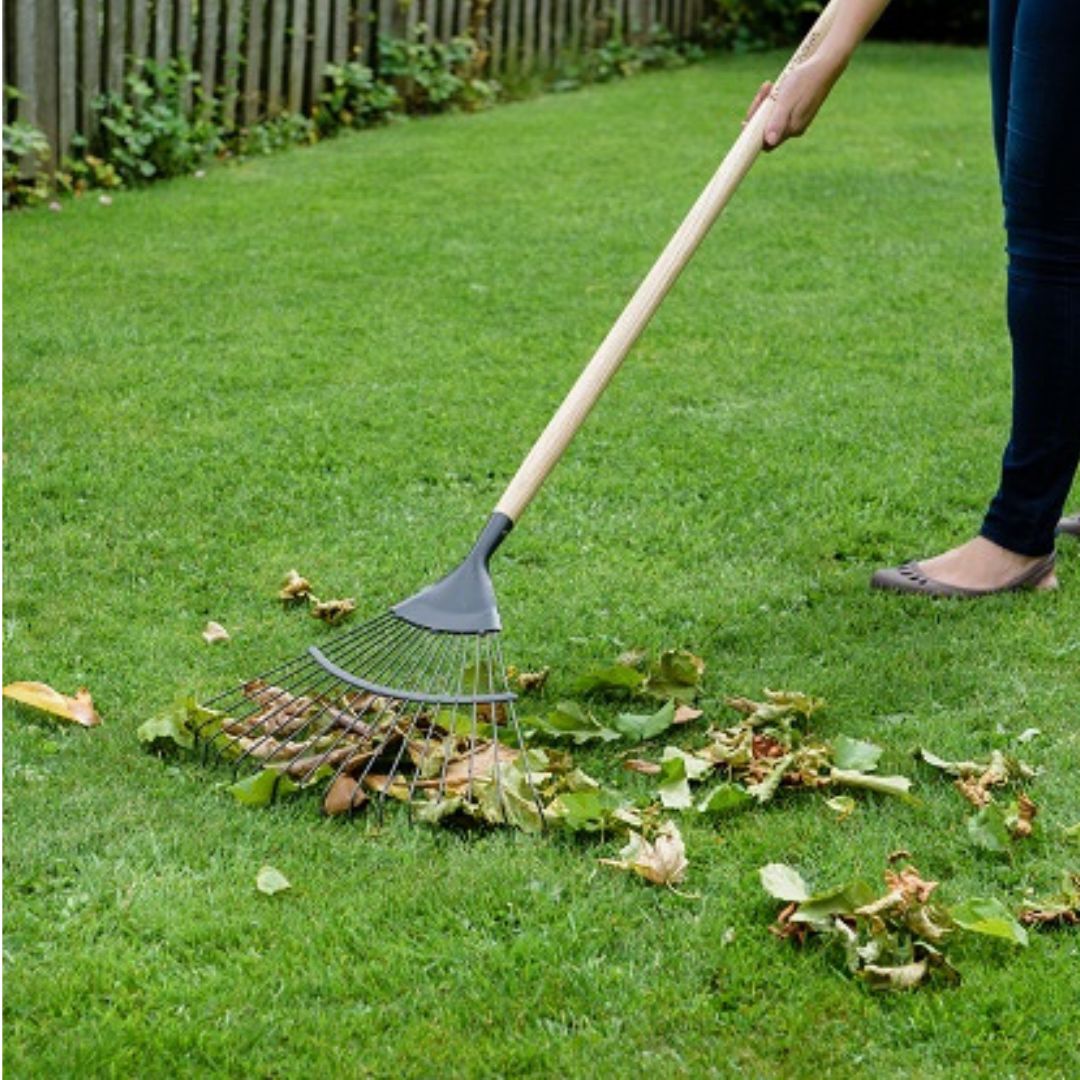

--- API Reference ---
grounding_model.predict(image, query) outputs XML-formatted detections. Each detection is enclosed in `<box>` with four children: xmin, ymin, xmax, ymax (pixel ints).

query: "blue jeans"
<box><xmin>981</xmin><ymin>0</ymin><xmax>1080</xmax><ymax>555</ymax></box>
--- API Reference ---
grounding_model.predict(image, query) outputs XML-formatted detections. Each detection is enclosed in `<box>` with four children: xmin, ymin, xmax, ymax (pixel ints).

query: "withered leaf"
<box><xmin>202</xmin><ymin>621</ymin><xmax>230</xmax><ymax>644</ymax></box>
<box><xmin>310</xmin><ymin>597</ymin><xmax>357</xmax><ymax>625</ymax></box>
<box><xmin>507</xmin><ymin>666</ymin><xmax>550</xmax><ymax>693</ymax></box>
<box><xmin>3</xmin><ymin>681</ymin><xmax>102</xmax><ymax>728</ymax></box>
<box><xmin>278</xmin><ymin>570</ymin><xmax>313</xmax><ymax>603</ymax></box>
<box><xmin>601</xmin><ymin>821</ymin><xmax>689</xmax><ymax>889</ymax></box>
<box><xmin>256</xmin><ymin>865</ymin><xmax>291</xmax><ymax>896</ymax></box>
<box><xmin>1020</xmin><ymin>874</ymin><xmax>1080</xmax><ymax>928</ymax></box>
<box><xmin>323</xmin><ymin>774</ymin><xmax>367</xmax><ymax>816</ymax></box>
<box><xmin>673</xmin><ymin>704</ymin><xmax>703</xmax><ymax>725</ymax></box>
<box><xmin>623</xmin><ymin>758</ymin><xmax>661</xmax><ymax>776</ymax></box>
<box><xmin>643</xmin><ymin>650</ymin><xmax>705</xmax><ymax>703</ymax></box>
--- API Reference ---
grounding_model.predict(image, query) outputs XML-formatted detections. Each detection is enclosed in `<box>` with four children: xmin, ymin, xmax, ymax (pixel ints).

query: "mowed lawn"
<box><xmin>4</xmin><ymin>44</ymin><xmax>1078</xmax><ymax>1078</ymax></box>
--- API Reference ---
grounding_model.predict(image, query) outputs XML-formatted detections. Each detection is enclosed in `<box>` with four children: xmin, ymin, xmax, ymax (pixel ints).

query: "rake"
<box><xmin>194</xmin><ymin>1</ymin><xmax>843</xmax><ymax>824</ymax></box>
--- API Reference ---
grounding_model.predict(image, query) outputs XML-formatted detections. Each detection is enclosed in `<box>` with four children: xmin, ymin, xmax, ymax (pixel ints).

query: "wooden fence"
<box><xmin>4</xmin><ymin>0</ymin><xmax>706</xmax><ymax>165</ymax></box>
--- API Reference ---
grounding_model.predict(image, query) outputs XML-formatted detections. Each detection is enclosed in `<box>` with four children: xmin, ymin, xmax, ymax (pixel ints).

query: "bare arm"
<box><xmin>746</xmin><ymin>0</ymin><xmax>892</xmax><ymax>150</ymax></box>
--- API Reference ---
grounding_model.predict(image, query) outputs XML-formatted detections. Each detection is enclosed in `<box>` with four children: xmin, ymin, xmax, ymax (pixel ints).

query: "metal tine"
<box><xmin>195</xmin><ymin>615</ymin><xmax>405</xmax><ymax>743</ymax></box>
<box><xmin>369</xmin><ymin>632</ymin><xmax>460</xmax><ymax>805</ymax></box>
<box><xmin>483</xmin><ymin>634</ymin><xmax>507</xmax><ymax>825</ymax></box>
<box><xmin>406</xmin><ymin>632</ymin><xmax>472</xmax><ymax>811</ymax></box>
<box><xmin>430</xmin><ymin>635</ymin><xmax>472</xmax><ymax>810</ymax></box>
<box><xmin>201</xmin><ymin>611</ymin><xmax>397</xmax><ymax>711</ymax></box>
<box><xmin>291</xmin><ymin>623</ymin><xmax>454</xmax><ymax>789</ymax></box>
<box><xmin>465</xmin><ymin>632</ymin><xmax>483</xmax><ymax>805</ymax></box>
<box><xmin>331</xmin><ymin>629</ymin><xmax>458</xmax><ymax>809</ymax></box>
<box><xmin>225</xmin><ymin>617</ymin><xmax>431</xmax><ymax>772</ymax></box>
<box><xmin>493</xmin><ymin>635</ymin><xmax>547</xmax><ymax>825</ymax></box>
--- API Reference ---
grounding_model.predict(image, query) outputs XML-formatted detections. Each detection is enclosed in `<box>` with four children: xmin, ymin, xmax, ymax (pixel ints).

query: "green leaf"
<box><xmin>657</xmin><ymin>754</ymin><xmax>691</xmax><ymax>809</ymax></box>
<box><xmin>528</xmin><ymin>701</ymin><xmax>620</xmax><ymax>745</ymax></box>
<box><xmin>824</xmin><ymin>794</ymin><xmax>856</xmax><ymax>819</ymax></box>
<box><xmin>572</xmin><ymin>663</ymin><xmax>646</xmax><ymax>696</ymax></box>
<box><xmin>547</xmin><ymin>787</ymin><xmax>626</xmax><ymax>833</ymax></box>
<box><xmin>642</xmin><ymin>650</ymin><xmax>705</xmax><ymax>702</ymax></box>
<box><xmin>137</xmin><ymin>710</ymin><xmax>195</xmax><ymax>752</ymax></box>
<box><xmin>697</xmin><ymin>783</ymin><xmax>752</xmax><ymax>816</ymax></box>
<box><xmin>759</xmin><ymin>863</ymin><xmax>810</xmax><ymax>902</ymax></box>
<box><xmin>229</xmin><ymin>769</ymin><xmax>301</xmax><ymax>807</ymax></box>
<box><xmin>792</xmin><ymin>879</ymin><xmax>878</xmax><ymax>926</ymax></box>
<box><xmin>614</xmin><ymin>700</ymin><xmax>676</xmax><ymax>744</ymax></box>
<box><xmin>832</xmin><ymin>735</ymin><xmax>882</xmax><ymax>773</ymax></box>
<box><xmin>256</xmin><ymin>865</ymin><xmax>291</xmax><ymax>895</ymax></box>
<box><xmin>746</xmin><ymin>753</ymin><xmax>795</xmax><ymax>804</ymax></box>
<box><xmin>967</xmin><ymin>804</ymin><xmax>1012</xmax><ymax>853</ymax></box>
<box><xmin>828</xmin><ymin>768</ymin><xmax>916</xmax><ymax>802</ymax></box>
<box><xmin>949</xmin><ymin>897</ymin><xmax>1028</xmax><ymax>946</ymax></box>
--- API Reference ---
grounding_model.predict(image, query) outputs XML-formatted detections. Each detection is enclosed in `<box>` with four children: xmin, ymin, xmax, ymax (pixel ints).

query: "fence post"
<box><xmin>287</xmin><ymin>0</ymin><xmax>309</xmax><ymax>114</ymax></box>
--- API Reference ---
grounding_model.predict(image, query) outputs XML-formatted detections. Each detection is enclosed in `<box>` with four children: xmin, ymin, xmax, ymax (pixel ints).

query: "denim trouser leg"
<box><xmin>980</xmin><ymin>0</ymin><xmax>1080</xmax><ymax>556</ymax></box>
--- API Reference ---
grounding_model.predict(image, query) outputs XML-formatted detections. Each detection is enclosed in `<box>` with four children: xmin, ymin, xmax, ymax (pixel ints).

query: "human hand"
<box><xmin>744</xmin><ymin>52</ymin><xmax>847</xmax><ymax>151</ymax></box>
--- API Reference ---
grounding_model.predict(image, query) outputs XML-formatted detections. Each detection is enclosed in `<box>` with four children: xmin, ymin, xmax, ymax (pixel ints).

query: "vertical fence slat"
<box><xmin>569</xmin><ymin>0</ymin><xmax>580</xmax><ymax>58</ymax></box>
<box><xmin>245</xmin><ymin>0</ymin><xmax>267</xmax><ymax>125</ymax></box>
<box><xmin>106</xmin><ymin>0</ymin><xmax>127</xmax><ymax>94</ymax></box>
<box><xmin>538</xmin><ymin>0</ymin><xmax>550</xmax><ymax>68</ymax></box>
<box><xmin>58</xmin><ymin>0</ymin><xmax>79</xmax><ymax>157</ymax></box>
<box><xmin>80</xmin><ymin>0</ymin><xmax>101</xmax><ymax>134</ymax></box>
<box><xmin>130</xmin><ymin>0</ymin><xmax>149</xmax><ymax>61</ymax></box>
<box><xmin>268</xmin><ymin>0</ymin><xmax>286</xmax><ymax>110</ymax></box>
<box><xmin>490</xmin><ymin>0</ymin><xmax>503</xmax><ymax>72</ymax></box>
<box><xmin>200</xmin><ymin>0</ymin><xmax>220</xmax><ymax>98</ymax></box>
<box><xmin>356</xmin><ymin>0</ymin><xmax>371</xmax><ymax>61</ymax></box>
<box><xmin>521</xmin><ymin>0</ymin><xmax>535</xmax><ymax>73</ymax></box>
<box><xmin>14</xmin><ymin>0</ymin><xmax>38</xmax><ymax>135</ymax></box>
<box><xmin>221</xmin><ymin>0</ymin><xmax>242</xmax><ymax>126</ymax></box>
<box><xmin>439</xmin><ymin>0</ymin><xmax>452</xmax><ymax>42</ymax></box>
<box><xmin>36</xmin><ymin>0</ymin><xmax>59</xmax><ymax>166</ymax></box>
<box><xmin>311</xmin><ymin>0</ymin><xmax>330</xmax><ymax>104</ymax></box>
<box><xmin>421</xmin><ymin>0</ymin><xmax>435</xmax><ymax>42</ymax></box>
<box><xmin>505</xmin><ymin>0</ymin><xmax>519</xmax><ymax>74</ymax></box>
<box><xmin>331</xmin><ymin>0</ymin><xmax>349</xmax><ymax>60</ymax></box>
<box><xmin>176</xmin><ymin>0</ymin><xmax>193</xmax><ymax>108</ymax></box>
<box><xmin>287</xmin><ymin>0</ymin><xmax>310</xmax><ymax>113</ymax></box>
<box><xmin>154</xmin><ymin>0</ymin><xmax>173</xmax><ymax>64</ymax></box>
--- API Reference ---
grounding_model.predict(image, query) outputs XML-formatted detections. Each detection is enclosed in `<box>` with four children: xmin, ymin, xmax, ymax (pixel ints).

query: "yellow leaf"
<box><xmin>3</xmin><ymin>681</ymin><xmax>102</xmax><ymax>727</ymax></box>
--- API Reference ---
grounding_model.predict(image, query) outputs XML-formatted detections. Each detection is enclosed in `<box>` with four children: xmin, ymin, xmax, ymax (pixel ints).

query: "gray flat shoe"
<box><xmin>1058</xmin><ymin>514</ymin><xmax>1080</xmax><ymax>537</ymax></box>
<box><xmin>870</xmin><ymin>552</ymin><xmax>1056</xmax><ymax>597</ymax></box>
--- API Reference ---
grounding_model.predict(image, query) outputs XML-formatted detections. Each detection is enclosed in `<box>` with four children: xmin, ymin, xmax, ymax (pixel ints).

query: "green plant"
<box><xmin>227</xmin><ymin>111</ymin><xmax>317</xmax><ymax>157</ymax></box>
<box><xmin>91</xmin><ymin>59</ymin><xmax>220</xmax><ymax>183</ymax></box>
<box><xmin>377</xmin><ymin>32</ymin><xmax>497</xmax><ymax>114</ymax></box>
<box><xmin>314</xmin><ymin>61</ymin><xmax>400</xmax><ymax>136</ymax></box>
<box><xmin>2</xmin><ymin>118</ymin><xmax>52</xmax><ymax>209</ymax></box>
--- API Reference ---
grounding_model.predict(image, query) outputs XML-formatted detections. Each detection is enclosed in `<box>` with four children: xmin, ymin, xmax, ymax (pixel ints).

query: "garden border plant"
<box><xmin>2</xmin><ymin>24</ymin><xmax>707</xmax><ymax>210</ymax></box>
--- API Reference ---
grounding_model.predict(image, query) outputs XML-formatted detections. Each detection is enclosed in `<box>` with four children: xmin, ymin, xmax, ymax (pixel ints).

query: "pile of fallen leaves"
<box><xmin>761</xmin><ymin>859</ymin><xmax>1029</xmax><ymax>990</ymax></box>
<box><xmin>918</xmin><ymin>747</ymin><xmax>1039</xmax><ymax>854</ymax></box>
<box><xmin>620</xmin><ymin>690</ymin><xmax>914</xmax><ymax>815</ymax></box>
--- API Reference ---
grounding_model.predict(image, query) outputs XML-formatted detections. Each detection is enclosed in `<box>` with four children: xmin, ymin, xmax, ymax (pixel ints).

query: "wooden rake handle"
<box><xmin>495</xmin><ymin>0</ymin><xmax>844</xmax><ymax>524</ymax></box>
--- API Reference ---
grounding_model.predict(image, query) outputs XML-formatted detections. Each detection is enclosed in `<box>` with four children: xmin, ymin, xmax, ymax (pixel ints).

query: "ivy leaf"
<box><xmin>759</xmin><ymin>863</ymin><xmax>811</xmax><ymax>903</ymax></box>
<box><xmin>832</xmin><ymin>735</ymin><xmax>882</xmax><ymax>773</ymax></box>
<box><xmin>949</xmin><ymin>897</ymin><xmax>1028</xmax><ymax>946</ymax></box>
<box><xmin>613</xmin><ymin>700</ymin><xmax>676</xmax><ymax>744</ymax></box>
<box><xmin>529</xmin><ymin>701</ymin><xmax>620</xmax><ymax>744</ymax></box>
<box><xmin>229</xmin><ymin>769</ymin><xmax>301</xmax><ymax>807</ymax></box>
<box><xmin>697</xmin><ymin>783</ymin><xmax>752</xmax><ymax>816</ymax></box>
<box><xmin>256</xmin><ymin>865</ymin><xmax>291</xmax><ymax>896</ymax></box>
<box><xmin>643</xmin><ymin>650</ymin><xmax>705</xmax><ymax>702</ymax></box>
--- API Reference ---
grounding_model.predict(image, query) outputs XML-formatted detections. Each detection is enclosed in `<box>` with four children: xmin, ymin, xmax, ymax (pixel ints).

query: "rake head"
<box><xmin>194</xmin><ymin>515</ymin><xmax>546</xmax><ymax>827</ymax></box>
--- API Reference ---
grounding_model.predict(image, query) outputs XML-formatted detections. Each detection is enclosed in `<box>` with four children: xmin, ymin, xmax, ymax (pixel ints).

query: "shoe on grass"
<box><xmin>1058</xmin><ymin>514</ymin><xmax>1080</xmax><ymax>537</ymax></box>
<box><xmin>871</xmin><ymin>552</ymin><xmax>1056</xmax><ymax>597</ymax></box>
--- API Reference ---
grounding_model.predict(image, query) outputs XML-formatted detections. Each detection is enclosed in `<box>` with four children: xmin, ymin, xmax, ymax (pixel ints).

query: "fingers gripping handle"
<box><xmin>494</xmin><ymin>0</ymin><xmax>843</xmax><ymax>524</ymax></box>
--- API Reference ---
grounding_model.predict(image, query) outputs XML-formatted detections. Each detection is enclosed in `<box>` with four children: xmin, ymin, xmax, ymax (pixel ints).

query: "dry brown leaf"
<box><xmin>324</xmin><ymin>774</ymin><xmax>367</xmax><ymax>816</ymax></box>
<box><xmin>3</xmin><ymin>681</ymin><xmax>101</xmax><ymax>727</ymax></box>
<box><xmin>887</xmin><ymin>848</ymin><xmax>913</xmax><ymax>864</ymax></box>
<box><xmin>310</xmin><ymin>598</ymin><xmax>357</xmax><ymax>625</ymax></box>
<box><xmin>507</xmin><ymin>665</ymin><xmax>550</xmax><ymax>693</ymax></box>
<box><xmin>1011</xmin><ymin>793</ymin><xmax>1038</xmax><ymax>838</ymax></box>
<box><xmin>202</xmin><ymin>621</ymin><xmax>230</xmax><ymax>644</ymax></box>
<box><xmin>885</xmin><ymin>866</ymin><xmax>939</xmax><ymax>906</ymax></box>
<box><xmin>623</xmin><ymin>758</ymin><xmax>662</xmax><ymax>776</ymax></box>
<box><xmin>955</xmin><ymin>776</ymin><xmax>992</xmax><ymax>808</ymax></box>
<box><xmin>279</xmin><ymin>570</ymin><xmax>313</xmax><ymax>603</ymax></box>
<box><xmin>600</xmin><ymin>821</ymin><xmax>689</xmax><ymax>888</ymax></box>
<box><xmin>673</xmin><ymin>704</ymin><xmax>703</xmax><ymax>725</ymax></box>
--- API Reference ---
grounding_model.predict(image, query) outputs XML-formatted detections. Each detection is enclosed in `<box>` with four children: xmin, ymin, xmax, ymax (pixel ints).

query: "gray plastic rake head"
<box><xmin>194</xmin><ymin>514</ymin><xmax>545</xmax><ymax>826</ymax></box>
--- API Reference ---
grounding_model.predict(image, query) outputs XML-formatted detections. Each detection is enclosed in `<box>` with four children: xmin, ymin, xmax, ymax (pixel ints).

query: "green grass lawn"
<box><xmin>4</xmin><ymin>43</ymin><xmax>1078</xmax><ymax>1078</ymax></box>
